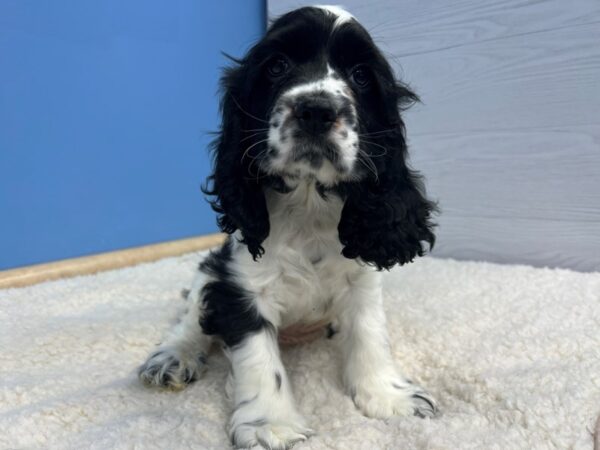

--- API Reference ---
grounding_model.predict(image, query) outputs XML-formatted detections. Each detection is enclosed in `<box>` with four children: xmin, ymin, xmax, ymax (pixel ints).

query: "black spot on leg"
<box><xmin>242</xmin><ymin>418</ymin><xmax>268</xmax><ymax>428</ymax></box>
<box><xmin>199</xmin><ymin>239</ymin><xmax>270</xmax><ymax>347</ymax></box>
<box><xmin>180</xmin><ymin>288</ymin><xmax>190</xmax><ymax>299</ymax></box>
<box><xmin>275</xmin><ymin>371</ymin><xmax>282</xmax><ymax>391</ymax></box>
<box><xmin>392</xmin><ymin>379</ymin><xmax>414</xmax><ymax>390</ymax></box>
<box><xmin>234</xmin><ymin>394</ymin><xmax>258</xmax><ymax>411</ymax></box>
<box><xmin>326</xmin><ymin>323</ymin><xmax>338</xmax><ymax>339</ymax></box>
<box><xmin>310</xmin><ymin>255</ymin><xmax>323</xmax><ymax>265</ymax></box>
<box><xmin>148</xmin><ymin>350</ymin><xmax>164</xmax><ymax>360</ymax></box>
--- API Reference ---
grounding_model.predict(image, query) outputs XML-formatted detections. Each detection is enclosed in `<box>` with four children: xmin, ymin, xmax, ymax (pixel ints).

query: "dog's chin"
<box><xmin>265</xmin><ymin>145</ymin><xmax>354</xmax><ymax>187</ymax></box>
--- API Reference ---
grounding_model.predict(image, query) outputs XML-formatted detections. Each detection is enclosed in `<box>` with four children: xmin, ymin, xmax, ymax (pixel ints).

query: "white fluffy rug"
<box><xmin>1</xmin><ymin>253</ymin><xmax>599</xmax><ymax>449</ymax></box>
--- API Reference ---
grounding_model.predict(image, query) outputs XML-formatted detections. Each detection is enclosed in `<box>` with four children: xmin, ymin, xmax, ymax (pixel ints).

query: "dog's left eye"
<box><xmin>267</xmin><ymin>57</ymin><xmax>290</xmax><ymax>78</ymax></box>
<box><xmin>350</xmin><ymin>66</ymin><xmax>372</xmax><ymax>88</ymax></box>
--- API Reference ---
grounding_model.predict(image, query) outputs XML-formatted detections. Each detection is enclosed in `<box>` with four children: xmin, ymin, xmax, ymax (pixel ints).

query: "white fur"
<box><xmin>139</xmin><ymin>180</ymin><xmax>436</xmax><ymax>448</ymax></box>
<box><xmin>226</xmin><ymin>327</ymin><xmax>314</xmax><ymax>448</ymax></box>
<box><xmin>315</xmin><ymin>5</ymin><xmax>355</xmax><ymax>28</ymax></box>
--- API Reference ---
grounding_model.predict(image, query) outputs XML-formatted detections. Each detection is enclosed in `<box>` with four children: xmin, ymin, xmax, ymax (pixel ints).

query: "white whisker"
<box><xmin>358</xmin><ymin>128</ymin><xmax>396</xmax><ymax>137</ymax></box>
<box><xmin>241</xmin><ymin>139</ymin><xmax>270</xmax><ymax>163</ymax></box>
<box><xmin>241</xmin><ymin>131</ymin><xmax>267</xmax><ymax>142</ymax></box>
<box><xmin>241</xmin><ymin>127</ymin><xmax>270</xmax><ymax>132</ymax></box>
<box><xmin>247</xmin><ymin>147</ymin><xmax>271</xmax><ymax>177</ymax></box>
<box><xmin>230</xmin><ymin>95</ymin><xmax>270</xmax><ymax>124</ymax></box>
<box><xmin>357</xmin><ymin>149</ymin><xmax>379</xmax><ymax>180</ymax></box>
<box><xmin>360</xmin><ymin>140</ymin><xmax>388</xmax><ymax>157</ymax></box>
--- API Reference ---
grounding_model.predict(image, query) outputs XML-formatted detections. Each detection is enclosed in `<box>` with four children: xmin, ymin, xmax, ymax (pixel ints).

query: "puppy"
<box><xmin>139</xmin><ymin>5</ymin><xmax>438</xmax><ymax>449</ymax></box>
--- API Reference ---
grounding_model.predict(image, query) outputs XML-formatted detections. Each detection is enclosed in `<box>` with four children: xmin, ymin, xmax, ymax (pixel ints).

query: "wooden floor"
<box><xmin>270</xmin><ymin>0</ymin><xmax>600</xmax><ymax>272</ymax></box>
<box><xmin>0</xmin><ymin>233</ymin><xmax>225</xmax><ymax>289</ymax></box>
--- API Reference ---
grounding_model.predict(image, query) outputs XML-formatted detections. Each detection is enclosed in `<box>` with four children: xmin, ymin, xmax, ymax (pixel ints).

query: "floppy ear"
<box><xmin>203</xmin><ymin>64</ymin><xmax>270</xmax><ymax>259</ymax></box>
<box><xmin>338</xmin><ymin>85</ymin><xmax>436</xmax><ymax>270</ymax></box>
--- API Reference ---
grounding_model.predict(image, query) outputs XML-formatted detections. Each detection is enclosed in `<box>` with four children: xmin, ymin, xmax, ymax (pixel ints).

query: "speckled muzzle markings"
<box><xmin>266</xmin><ymin>66</ymin><xmax>360</xmax><ymax>185</ymax></box>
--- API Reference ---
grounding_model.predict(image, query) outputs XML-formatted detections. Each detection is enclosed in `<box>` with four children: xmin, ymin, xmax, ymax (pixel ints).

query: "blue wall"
<box><xmin>0</xmin><ymin>1</ymin><xmax>266</xmax><ymax>269</ymax></box>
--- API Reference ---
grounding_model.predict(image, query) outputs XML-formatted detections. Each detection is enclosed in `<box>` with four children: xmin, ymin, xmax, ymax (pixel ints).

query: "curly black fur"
<box><xmin>202</xmin><ymin>63</ymin><xmax>271</xmax><ymax>259</ymax></box>
<box><xmin>338</xmin><ymin>166</ymin><xmax>436</xmax><ymax>270</ymax></box>
<box><xmin>338</xmin><ymin>84</ymin><xmax>437</xmax><ymax>270</ymax></box>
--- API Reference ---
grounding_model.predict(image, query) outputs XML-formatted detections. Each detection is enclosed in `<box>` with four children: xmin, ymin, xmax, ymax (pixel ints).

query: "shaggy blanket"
<box><xmin>1</xmin><ymin>253</ymin><xmax>599</xmax><ymax>449</ymax></box>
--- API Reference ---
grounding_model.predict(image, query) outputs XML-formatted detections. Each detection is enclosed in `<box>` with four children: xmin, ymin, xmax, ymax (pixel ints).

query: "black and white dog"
<box><xmin>139</xmin><ymin>5</ymin><xmax>437</xmax><ymax>449</ymax></box>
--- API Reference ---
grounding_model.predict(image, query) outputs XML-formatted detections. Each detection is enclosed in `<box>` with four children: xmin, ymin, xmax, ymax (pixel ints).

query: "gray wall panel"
<box><xmin>269</xmin><ymin>1</ymin><xmax>600</xmax><ymax>271</ymax></box>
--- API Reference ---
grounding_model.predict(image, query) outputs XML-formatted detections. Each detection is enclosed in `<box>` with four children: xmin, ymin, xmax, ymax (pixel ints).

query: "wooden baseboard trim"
<box><xmin>0</xmin><ymin>233</ymin><xmax>226</xmax><ymax>290</ymax></box>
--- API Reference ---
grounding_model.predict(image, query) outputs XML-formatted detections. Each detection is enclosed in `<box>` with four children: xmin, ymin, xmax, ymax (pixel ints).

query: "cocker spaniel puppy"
<box><xmin>139</xmin><ymin>5</ymin><xmax>437</xmax><ymax>449</ymax></box>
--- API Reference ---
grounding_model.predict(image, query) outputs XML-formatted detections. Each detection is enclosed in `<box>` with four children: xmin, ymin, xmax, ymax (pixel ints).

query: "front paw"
<box><xmin>351</xmin><ymin>378</ymin><xmax>438</xmax><ymax>419</ymax></box>
<box><xmin>230</xmin><ymin>406</ymin><xmax>314</xmax><ymax>449</ymax></box>
<box><xmin>138</xmin><ymin>347</ymin><xmax>207</xmax><ymax>390</ymax></box>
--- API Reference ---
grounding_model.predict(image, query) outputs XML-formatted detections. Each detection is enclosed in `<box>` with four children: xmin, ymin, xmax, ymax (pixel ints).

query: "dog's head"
<box><xmin>204</xmin><ymin>5</ymin><xmax>436</xmax><ymax>269</ymax></box>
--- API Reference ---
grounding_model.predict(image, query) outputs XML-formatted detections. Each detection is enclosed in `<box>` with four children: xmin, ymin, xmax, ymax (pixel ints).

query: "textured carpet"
<box><xmin>1</xmin><ymin>253</ymin><xmax>599</xmax><ymax>449</ymax></box>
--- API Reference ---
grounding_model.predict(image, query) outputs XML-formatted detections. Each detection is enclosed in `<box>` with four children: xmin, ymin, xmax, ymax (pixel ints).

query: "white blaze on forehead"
<box><xmin>314</xmin><ymin>5</ymin><xmax>355</xmax><ymax>28</ymax></box>
<box><xmin>283</xmin><ymin>65</ymin><xmax>351</xmax><ymax>101</ymax></box>
<box><xmin>283</xmin><ymin>74</ymin><xmax>349</xmax><ymax>100</ymax></box>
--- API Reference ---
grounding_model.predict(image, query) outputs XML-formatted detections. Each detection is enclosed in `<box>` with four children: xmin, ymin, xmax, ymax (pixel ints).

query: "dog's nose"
<box><xmin>294</xmin><ymin>97</ymin><xmax>337</xmax><ymax>134</ymax></box>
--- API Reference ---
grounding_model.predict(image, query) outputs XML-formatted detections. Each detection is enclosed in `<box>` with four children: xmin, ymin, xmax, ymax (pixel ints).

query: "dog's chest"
<box><xmin>265</xmin><ymin>234</ymin><xmax>351</xmax><ymax>327</ymax></box>
<box><xmin>240</xmin><ymin>183</ymin><xmax>358</xmax><ymax>327</ymax></box>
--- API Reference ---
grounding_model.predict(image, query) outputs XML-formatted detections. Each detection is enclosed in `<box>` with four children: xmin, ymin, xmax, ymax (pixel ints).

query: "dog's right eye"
<box><xmin>267</xmin><ymin>57</ymin><xmax>290</xmax><ymax>78</ymax></box>
<box><xmin>350</xmin><ymin>66</ymin><xmax>373</xmax><ymax>89</ymax></box>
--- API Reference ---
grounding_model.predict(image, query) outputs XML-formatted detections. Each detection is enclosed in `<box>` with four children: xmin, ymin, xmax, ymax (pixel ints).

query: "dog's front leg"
<box><xmin>227</xmin><ymin>325</ymin><xmax>314</xmax><ymax>449</ymax></box>
<box><xmin>337</xmin><ymin>270</ymin><xmax>438</xmax><ymax>419</ymax></box>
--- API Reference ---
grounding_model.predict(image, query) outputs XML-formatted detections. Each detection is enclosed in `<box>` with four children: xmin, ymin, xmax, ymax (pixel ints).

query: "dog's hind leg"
<box><xmin>138</xmin><ymin>273</ymin><xmax>213</xmax><ymax>390</ymax></box>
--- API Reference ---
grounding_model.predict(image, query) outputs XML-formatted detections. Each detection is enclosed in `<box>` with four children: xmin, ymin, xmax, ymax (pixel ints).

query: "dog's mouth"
<box><xmin>290</xmin><ymin>136</ymin><xmax>340</xmax><ymax>166</ymax></box>
<box><xmin>263</xmin><ymin>139</ymin><xmax>354</xmax><ymax>186</ymax></box>
<box><xmin>265</xmin><ymin>119</ymin><xmax>358</xmax><ymax>183</ymax></box>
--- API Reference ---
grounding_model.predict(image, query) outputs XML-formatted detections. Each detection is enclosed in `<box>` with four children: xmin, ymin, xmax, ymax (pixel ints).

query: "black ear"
<box><xmin>203</xmin><ymin>64</ymin><xmax>270</xmax><ymax>259</ymax></box>
<box><xmin>338</xmin><ymin>85</ymin><xmax>436</xmax><ymax>270</ymax></box>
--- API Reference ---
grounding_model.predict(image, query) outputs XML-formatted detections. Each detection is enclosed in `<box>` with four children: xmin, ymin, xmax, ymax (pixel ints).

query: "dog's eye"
<box><xmin>350</xmin><ymin>66</ymin><xmax>372</xmax><ymax>88</ymax></box>
<box><xmin>267</xmin><ymin>57</ymin><xmax>290</xmax><ymax>78</ymax></box>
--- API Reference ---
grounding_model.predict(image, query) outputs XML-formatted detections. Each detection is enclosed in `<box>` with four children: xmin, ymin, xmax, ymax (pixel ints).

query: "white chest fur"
<box><xmin>231</xmin><ymin>181</ymin><xmax>365</xmax><ymax>328</ymax></box>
